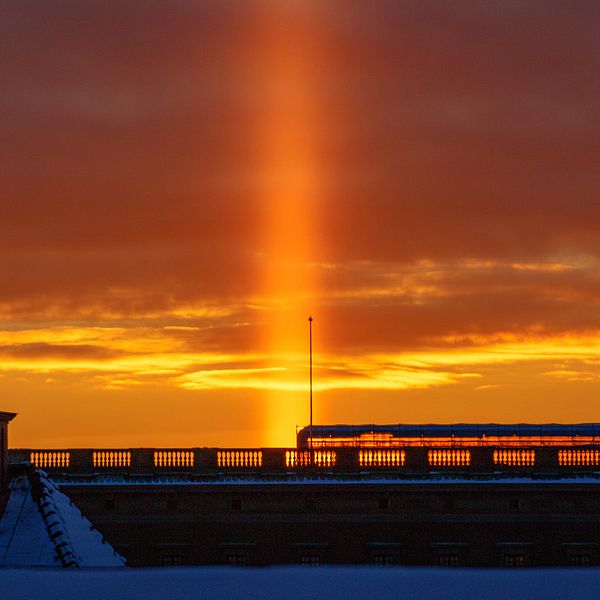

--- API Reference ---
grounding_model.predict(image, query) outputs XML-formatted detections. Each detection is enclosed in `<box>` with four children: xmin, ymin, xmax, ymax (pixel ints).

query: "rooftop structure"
<box><xmin>297</xmin><ymin>423</ymin><xmax>600</xmax><ymax>449</ymax></box>
<box><xmin>0</xmin><ymin>411</ymin><xmax>16</xmax><ymax>514</ymax></box>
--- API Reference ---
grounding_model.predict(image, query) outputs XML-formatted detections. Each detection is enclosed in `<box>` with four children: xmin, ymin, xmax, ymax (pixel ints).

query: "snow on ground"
<box><xmin>3</xmin><ymin>566</ymin><xmax>600</xmax><ymax>600</ymax></box>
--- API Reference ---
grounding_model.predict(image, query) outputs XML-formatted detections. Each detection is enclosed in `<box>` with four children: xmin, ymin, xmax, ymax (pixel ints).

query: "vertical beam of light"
<box><xmin>256</xmin><ymin>3</ymin><xmax>323</xmax><ymax>446</ymax></box>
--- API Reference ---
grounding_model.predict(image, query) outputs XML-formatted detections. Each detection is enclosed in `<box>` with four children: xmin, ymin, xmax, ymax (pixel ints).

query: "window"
<box><xmin>503</xmin><ymin>554</ymin><xmax>526</xmax><ymax>567</ymax></box>
<box><xmin>162</xmin><ymin>555</ymin><xmax>184</xmax><ymax>567</ymax></box>
<box><xmin>378</xmin><ymin>497</ymin><xmax>389</xmax><ymax>510</ymax></box>
<box><xmin>226</xmin><ymin>554</ymin><xmax>248</xmax><ymax>566</ymax></box>
<box><xmin>231</xmin><ymin>498</ymin><xmax>242</xmax><ymax>510</ymax></box>
<box><xmin>373</xmin><ymin>554</ymin><xmax>397</xmax><ymax>566</ymax></box>
<box><xmin>104</xmin><ymin>498</ymin><xmax>115</xmax><ymax>511</ymax></box>
<box><xmin>508</xmin><ymin>497</ymin><xmax>520</xmax><ymax>511</ymax></box>
<box><xmin>299</xmin><ymin>555</ymin><xmax>321</xmax><ymax>566</ymax></box>
<box><xmin>439</xmin><ymin>554</ymin><xmax>460</xmax><ymax>567</ymax></box>
<box><xmin>569</xmin><ymin>554</ymin><xmax>591</xmax><ymax>567</ymax></box>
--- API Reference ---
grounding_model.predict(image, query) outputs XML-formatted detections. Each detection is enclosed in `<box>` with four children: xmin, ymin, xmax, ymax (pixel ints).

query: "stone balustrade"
<box><xmin>9</xmin><ymin>445</ymin><xmax>600</xmax><ymax>477</ymax></box>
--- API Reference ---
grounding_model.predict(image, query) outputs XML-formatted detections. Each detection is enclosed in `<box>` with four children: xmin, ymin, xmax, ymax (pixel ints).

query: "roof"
<box><xmin>0</xmin><ymin>465</ymin><xmax>125</xmax><ymax>567</ymax></box>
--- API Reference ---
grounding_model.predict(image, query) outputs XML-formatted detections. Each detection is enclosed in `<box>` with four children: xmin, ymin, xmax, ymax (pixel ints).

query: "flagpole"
<box><xmin>309</xmin><ymin>315</ymin><xmax>313</xmax><ymax>451</ymax></box>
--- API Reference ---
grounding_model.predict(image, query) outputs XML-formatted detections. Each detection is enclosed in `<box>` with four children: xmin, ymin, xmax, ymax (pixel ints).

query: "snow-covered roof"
<box><xmin>0</xmin><ymin>466</ymin><xmax>125</xmax><ymax>568</ymax></box>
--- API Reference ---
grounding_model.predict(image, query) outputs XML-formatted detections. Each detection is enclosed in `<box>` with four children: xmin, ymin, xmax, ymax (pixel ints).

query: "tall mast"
<box><xmin>309</xmin><ymin>315</ymin><xmax>313</xmax><ymax>450</ymax></box>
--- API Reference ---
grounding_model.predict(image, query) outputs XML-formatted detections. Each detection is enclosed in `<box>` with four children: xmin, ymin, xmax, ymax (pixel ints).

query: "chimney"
<box><xmin>0</xmin><ymin>411</ymin><xmax>17</xmax><ymax>501</ymax></box>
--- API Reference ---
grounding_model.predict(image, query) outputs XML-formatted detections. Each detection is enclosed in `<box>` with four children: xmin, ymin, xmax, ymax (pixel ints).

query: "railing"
<box><xmin>359</xmin><ymin>449</ymin><xmax>405</xmax><ymax>468</ymax></box>
<box><xmin>286</xmin><ymin>451</ymin><xmax>312</xmax><ymax>468</ymax></box>
<box><xmin>93</xmin><ymin>450</ymin><xmax>131</xmax><ymax>468</ymax></box>
<box><xmin>313</xmin><ymin>450</ymin><xmax>337</xmax><ymax>468</ymax></box>
<box><xmin>428</xmin><ymin>450</ymin><xmax>471</xmax><ymax>467</ymax></box>
<box><xmin>217</xmin><ymin>450</ymin><xmax>262</xmax><ymax>468</ymax></box>
<box><xmin>30</xmin><ymin>451</ymin><xmax>70</xmax><ymax>469</ymax></box>
<box><xmin>154</xmin><ymin>450</ymin><xmax>194</xmax><ymax>468</ymax></box>
<box><xmin>494</xmin><ymin>449</ymin><xmax>535</xmax><ymax>467</ymax></box>
<box><xmin>558</xmin><ymin>449</ymin><xmax>600</xmax><ymax>466</ymax></box>
<box><xmin>10</xmin><ymin>445</ymin><xmax>600</xmax><ymax>477</ymax></box>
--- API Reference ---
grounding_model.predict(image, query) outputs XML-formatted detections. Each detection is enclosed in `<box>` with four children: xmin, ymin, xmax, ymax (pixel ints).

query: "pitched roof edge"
<box><xmin>28</xmin><ymin>466</ymin><xmax>79</xmax><ymax>568</ymax></box>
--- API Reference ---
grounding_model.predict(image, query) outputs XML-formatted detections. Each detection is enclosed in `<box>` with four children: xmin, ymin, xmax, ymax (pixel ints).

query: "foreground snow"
<box><xmin>4</xmin><ymin>566</ymin><xmax>600</xmax><ymax>600</ymax></box>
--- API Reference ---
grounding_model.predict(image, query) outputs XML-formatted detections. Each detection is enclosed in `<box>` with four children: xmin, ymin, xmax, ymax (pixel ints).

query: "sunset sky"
<box><xmin>2</xmin><ymin>1</ymin><xmax>600</xmax><ymax>448</ymax></box>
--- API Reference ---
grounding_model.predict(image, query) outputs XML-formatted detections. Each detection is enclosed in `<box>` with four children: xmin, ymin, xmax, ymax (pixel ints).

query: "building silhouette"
<box><xmin>6</xmin><ymin>420</ymin><xmax>600</xmax><ymax>567</ymax></box>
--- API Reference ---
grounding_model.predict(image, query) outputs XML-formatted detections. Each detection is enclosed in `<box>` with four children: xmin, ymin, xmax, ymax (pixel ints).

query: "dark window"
<box><xmin>226</xmin><ymin>554</ymin><xmax>248</xmax><ymax>566</ymax></box>
<box><xmin>299</xmin><ymin>554</ymin><xmax>321</xmax><ymax>566</ymax></box>
<box><xmin>503</xmin><ymin>554</ymin><xmax>526</xmax><ymax>567</ymax></box>
<box><xmin>231</xmin><ymin>498</ymin><xmax>242</xmax><ymax>510</ymax></box>
<box><xmin>569</xmin><ymin>554</ymin><xmax>591</xmax><ymax>567</ymax></box>
<box><xmin>162</xmin><ymin>555</ymin><xmax>184</xmax><ymax>567</ymax></box>
<box><xmin>439</xmin><ymin>554</ymin><xmax>460</xmax><ymax>567</ymax></box>
<box><xmin>104</xmin><ymin>498</ymin><xmax>115</xmax><ymax>511</ymax></box>
<box><xmin>378</xmin><ymin>497</ymin><xmax>389</xmax><ymax>510</ymax></box>
<box><xmin>373</xmin><ymin>554</ymin><xmax>396</xmax><ymax>566</ymax></box>
<box><xmin>443</xmin><ymin>497</ymin><xmax>454</xmax><ymax>510</ymax></box>
<box><xmin>508</xmin><ymin>497</ymin><xmax>520</xmax><ymax>511</ymax></box>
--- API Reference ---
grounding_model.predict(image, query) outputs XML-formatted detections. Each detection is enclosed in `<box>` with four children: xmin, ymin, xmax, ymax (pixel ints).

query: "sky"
<box><xmin>2</xmin><ymin>1</ymin><xmax>600</xmax><ymax>448</ymax></box>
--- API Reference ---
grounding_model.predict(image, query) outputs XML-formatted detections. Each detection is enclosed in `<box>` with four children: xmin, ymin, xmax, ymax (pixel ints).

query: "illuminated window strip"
<box><xmin>428</xmin><ymin>450</ymin><xmax>471</xmax><ymax>467</ymax></box>
<box><xmin>558</xmin><ymin>449</ymin><xmax>600</xmax><ymax>466</ymax></box>
<box><xmin>493</xmin><ymin>450</ymin><xmax>535</xmax><ymax>467</ymax></box>
<box><xmin>308</xmin><ymin>436</ymin><xmax>600</xmax><ymax>448</ymax></box>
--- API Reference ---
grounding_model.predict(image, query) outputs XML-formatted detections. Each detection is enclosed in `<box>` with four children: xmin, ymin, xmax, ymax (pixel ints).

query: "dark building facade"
<box><xmin>55</xmin><ymin>477</ymin><xmax>600</xmax><ymax>568</ymax></box>
<box><xmin>10</xmin><ymin>423</ymin><xmax>600</xmax><ymax>568</ymax></box>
